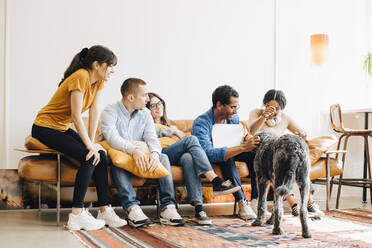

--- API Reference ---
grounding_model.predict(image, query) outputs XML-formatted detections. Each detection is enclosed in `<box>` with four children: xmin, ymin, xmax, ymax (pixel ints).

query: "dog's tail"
<box><xmin>276</xmin><ymin>171</ymin><xmax>295</xmax><ymax>197</ymax></box>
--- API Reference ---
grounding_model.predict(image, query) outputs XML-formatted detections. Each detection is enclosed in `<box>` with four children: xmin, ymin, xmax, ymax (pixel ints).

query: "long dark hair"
<box><xmin>58</xmin><ymin>45</ymin><xmax>117</xmax><ymax>86</ymax></box>
<box><xmin>146</xmin><ymin>92</ymin><xmax>171</xmax><ymax>126</ymax></box>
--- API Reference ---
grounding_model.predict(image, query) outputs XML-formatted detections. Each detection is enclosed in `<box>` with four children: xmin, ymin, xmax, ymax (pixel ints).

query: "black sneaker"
<box><xmin>195</xmin><ymin>211</ymin><xmax>212</xmax><ymax>225</ymax></box>
<box><xmin>291</xmin><ymin>204</ymin><xmax>299</xmax><ymax>217</ymax></box>
<box><xmin>213</xmin><ymin>180</ymin><xmax>241</xmax><ymax>196</ymax></box>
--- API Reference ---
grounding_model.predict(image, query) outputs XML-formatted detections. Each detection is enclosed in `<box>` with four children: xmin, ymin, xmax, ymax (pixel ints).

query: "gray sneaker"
<box><xmin>307</xmin><ymin>202</ymin><xmax>325</xmax><ymax>217</ymax></box>
<box><xmin>195</xmin><ymin>211</ymin><xmax>212</xmax><ymax>225</ymax></box>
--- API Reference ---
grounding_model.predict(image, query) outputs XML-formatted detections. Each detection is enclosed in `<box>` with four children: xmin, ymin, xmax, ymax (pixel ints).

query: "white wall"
<box><xmin>0</xmin><ymin>0</ymin><xmax>6</xmax><ymax>169</ymax></box>
<box><xmin>277</xmin><ymin>0</ymin><xmax>372</xmax><ymax>199</ymax></box>
<box><xmin>1</xmin><ymin>0</ymin><xmax>372</xmax><ymax>202</ymax></box>
<box><xmin>3</xmin><ymin>0</ymin><xmax>275</xmax><ymax>169</ymax></box>
<box><xmin>277</xmin><ymin>0</ymin><xmax>370</xmax><ymax>137</ymax></box>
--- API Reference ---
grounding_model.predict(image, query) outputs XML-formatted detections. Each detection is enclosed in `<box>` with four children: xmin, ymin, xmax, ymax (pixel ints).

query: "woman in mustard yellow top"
<box><xmin>32</xmin><ymin>45</ymin><xmax>127</xmax><ymax>230</ymax></box>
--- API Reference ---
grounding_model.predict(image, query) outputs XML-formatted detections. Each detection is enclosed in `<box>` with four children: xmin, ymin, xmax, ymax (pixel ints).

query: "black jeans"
<box><xmin>32</xmin><ymin>124</ymin><xmax>109</xmax><ymax>208</ymax></box>
<box><xmin>215</xmin><ymin>152</ymin><xmax>257</xmax><ymax>201</ymax></box>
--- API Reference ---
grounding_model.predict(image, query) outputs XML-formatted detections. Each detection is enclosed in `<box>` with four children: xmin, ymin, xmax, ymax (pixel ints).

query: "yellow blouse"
<box><xmin>34</xmin><ymin>69</ymin><xmax>104</xmax><ymax>131</ymax></box>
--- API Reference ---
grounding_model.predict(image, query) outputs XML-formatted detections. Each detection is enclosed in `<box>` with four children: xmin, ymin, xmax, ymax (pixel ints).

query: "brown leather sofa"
<box><xmin>17</xmin><ymin>119</ymin><xmax>343</xmax><ymax>224</ymax></box>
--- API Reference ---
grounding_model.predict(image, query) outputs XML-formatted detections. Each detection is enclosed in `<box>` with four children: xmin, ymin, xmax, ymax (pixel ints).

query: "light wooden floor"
<box><xmin>1</xmin><ymin>196</ymin><xmax>371</xmax><ymax>248</ymax></box>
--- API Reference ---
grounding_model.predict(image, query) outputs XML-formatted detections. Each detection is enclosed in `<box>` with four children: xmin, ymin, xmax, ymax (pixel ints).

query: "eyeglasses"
<box><xmin>149</xmin><ymin>101</ymin><xmax>163</xmax><ymax>110</ymax></box>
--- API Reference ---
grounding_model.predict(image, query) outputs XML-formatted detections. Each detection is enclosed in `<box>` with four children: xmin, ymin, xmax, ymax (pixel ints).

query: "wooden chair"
<box><xmin>330</xmin><ymin>104</ymin><xmax>372</xmax><ymax>208</ymax></box>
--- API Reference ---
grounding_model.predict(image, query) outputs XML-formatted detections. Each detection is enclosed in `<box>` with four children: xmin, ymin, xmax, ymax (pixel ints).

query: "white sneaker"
<box><xmin>126</xmin><ymin>205</ymin><xmax>152</xmax><ymax>228</ymax></box>
<box><xmin>238</xmin><ymin>199</ymin><xmax>257</xmax><ymax>220</ymax></box>
<box><xmin>160</xmin><ymin>204</ymin><xmax>186</xmax><ymax>226</ymax></box>
<box><xmin>97</xmin><ymin>205</ymin><xmax>127</xmax><ymax>227</ymax></box>
<box><xmin>67</xmin><ymin>208</ymin><xmax>105</xmax><ymax>231</ymax></box>
<box><xmin>250</xmin><ymin>199</ymin><xmax>271</xmax><ymax>218</ymax></box>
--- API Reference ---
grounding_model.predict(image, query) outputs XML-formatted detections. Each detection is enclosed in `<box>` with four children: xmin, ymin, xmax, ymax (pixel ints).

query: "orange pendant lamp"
<box><xmin>310</xmin><ymin>34</ymin><xmax>328</xmax><ymax>65</ymax></box>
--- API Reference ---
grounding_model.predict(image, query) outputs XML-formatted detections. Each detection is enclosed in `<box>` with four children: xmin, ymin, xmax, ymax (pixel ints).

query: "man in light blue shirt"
<box><xmin>100</xmin><ymin>78</ymin><xmax>185</xmax><ymax>228</ymax></box>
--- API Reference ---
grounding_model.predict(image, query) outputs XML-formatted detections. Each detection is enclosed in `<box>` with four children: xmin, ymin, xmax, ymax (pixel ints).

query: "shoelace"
<box><xmin>308</xmin><ymin>203</ymin><xmax>319</xmax><ymax>212</ymax></box>
<box><xmin>106</xmin><ymin>207</ymin><xmax>120</xmax><ymax>219</ymax></box>
<box><xmin>131</xmin><ymin>206</ymin><xmax>147</xmax><ymax>219</ymax></box>
<box><xmin>222</xmin><ymin>180</ymin><xmax>232</xmax><ymax>187</ymax></box>
<box><xmin>198</xmin><ymin>211</ymin><xmax>208</xmax><ymax>218</ymax></box>
<box><xmin>84</xmin><ymin>209</ymin><xmax>95</xmax><ymax>219</ymax></box>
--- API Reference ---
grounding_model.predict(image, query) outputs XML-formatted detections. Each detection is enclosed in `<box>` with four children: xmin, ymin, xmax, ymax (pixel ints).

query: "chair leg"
<box><xmin>56</xmin><ymin>154</ymin><xmax>61</xmax><ymax>226</ymax></box>
<box><xmin>336</xmin><ymin>135</ymin><xmax>350</xmax><ymax>209</ymax></box>
<box><xmin>331</xmin><ymin>134</ymin><xmax>345</xmax><ymax>197</ymax></box>
<box><xmin>233</xmin><ymin>199</ymin><xmax>237</xmax><ymax>216</ymax></box>
<box><xmin>156</xmin><ymin>187</ymin><xmax>160</xmax><ymax>220</ymax></box>
<box><xmin>364</xmin><ymin>135</ymin><xmax>372</xmax><ymax>204</ymax></box>
<box><xmin>38</xmin><ymin>182</ymin><xmax>41</xmax><ymax>213</ymax></box>
<box><xmin>326</xmin><ymin>154</ymin><xmax>330</xmax><ymax>211</ymax></box>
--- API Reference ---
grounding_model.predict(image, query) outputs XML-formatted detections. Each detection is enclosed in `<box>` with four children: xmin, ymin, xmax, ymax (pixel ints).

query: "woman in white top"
<box><xmin>248</xmin><ymin>89</ymin><xmax>323</xmax><ymax>217</ymax></box>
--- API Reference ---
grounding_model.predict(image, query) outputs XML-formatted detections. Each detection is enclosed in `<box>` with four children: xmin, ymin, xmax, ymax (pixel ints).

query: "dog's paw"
<box><xmin>251</xmin><ymin>219</ymin><xmax>264</xmax><ymax>226</ymax></box>
<box><xmin>310</xmin><ymin>216</ymin><xmax>321</xmax><ymax>221</ymax></box>
<box><xmin>272</xmin><ymin>227</ymin><xmax>284</xmax><ymax>235</ymax></box>
<box><xmin>302</xmin><ymin>232</ymin><xmax>312</xmax><ymax>238</ymax></box>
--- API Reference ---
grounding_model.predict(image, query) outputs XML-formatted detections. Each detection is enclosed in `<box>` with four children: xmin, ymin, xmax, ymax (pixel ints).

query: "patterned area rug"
<box><xmin>70</xmin><ymin>209</ymin><xmax>372</xmax><ymax>248</ymax></box>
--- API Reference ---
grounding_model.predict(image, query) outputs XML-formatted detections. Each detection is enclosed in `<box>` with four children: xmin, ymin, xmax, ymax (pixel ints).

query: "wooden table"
<box><xmin>343</xmin><ymin>108</ymin><xmax>372</xmax><ymax>202</ymax></box>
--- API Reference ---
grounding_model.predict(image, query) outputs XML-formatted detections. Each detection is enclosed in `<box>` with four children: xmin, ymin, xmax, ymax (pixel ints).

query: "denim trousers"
<box><xmin>214</xmin><ymin>151</ymin><xmax>257</xmax><ymax>201</ymax></box>
<box><xmin>110</xmin><ymin>153</ymin><xmax>177</xmax><ymax>210</ymax></box>
<box><xmin>163</xmin><ymin>136</ymin><xmax>213</xmax><ymax>204</ymax></box>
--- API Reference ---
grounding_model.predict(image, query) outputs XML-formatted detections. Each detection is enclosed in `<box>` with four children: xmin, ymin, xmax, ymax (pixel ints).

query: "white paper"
<box><xmin>212</xmin><ymin>124</ymin><xmax>245</xmax><ymax>148</ymax></box>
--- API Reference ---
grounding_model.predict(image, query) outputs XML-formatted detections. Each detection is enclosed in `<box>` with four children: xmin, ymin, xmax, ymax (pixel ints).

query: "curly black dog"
<box><xmin>251</xmin><ymin>132</ymin><xmax>312</xmax><ymax>238</ymax></box>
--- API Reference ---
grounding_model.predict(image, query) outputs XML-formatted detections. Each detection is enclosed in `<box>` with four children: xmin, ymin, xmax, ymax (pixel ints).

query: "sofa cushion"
<box><xmin>170</xmin><ymin>120</ymin><xmax>194</xmax><ymax>134</ymax></box>
<box><xmin>307</xmin><ymin>135</ymin><xmax>338</xmax><ymax>165</ymax></box>
<box><xmin>310</xmin><ymin>157</ymin><xmax>343</xmax><ymax>180</ymax></box>
<box><xmin>99</xmin><ymin>140</ymin><xmax>170</xmax><ymax>179</ymax></box>
<box><xmin>24</xmin><ymin>135</ymin><xmax>56</xmax><ymax>151</ymax></box>
<box><xmin>18</xmin><ymin>155</ymin><xmax>146</xmax><ymax>187</ymax></box>
<box><xmin>171</xmin><ymin>161</ymin><xmax>248</xmax><ymax>184</ymax></box>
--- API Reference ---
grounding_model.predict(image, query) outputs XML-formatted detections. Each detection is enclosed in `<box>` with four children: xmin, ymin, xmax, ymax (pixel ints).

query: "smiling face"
<box><xmin>149</xmin><ymin>96</ymin><xmax>164</xmax><ymax>121</ymax></box>
<box><xmin>95</xmin><ymin>62</ymin><xmax>115</xmax><ymax>81</ymax></box>
<box><xmin>265</xmin><ymin>100</ymin><xmax>281</xmax><ymax>117</ymax></box>
<box><xmin>216</xmin><ymin>96</ymin><xmax>240</xmax><ymax>121</ymax></box>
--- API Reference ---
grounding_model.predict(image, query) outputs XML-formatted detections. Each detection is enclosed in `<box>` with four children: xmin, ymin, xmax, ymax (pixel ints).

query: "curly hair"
<box><xmin>263</xmin><ymin>89</ymin><xmax>287</xmax><ymax>110</ymax></box>
<box><xmin>212</xmin><ymin>85</ymin><xmax>239</xmax><ymax>108</ymax></box>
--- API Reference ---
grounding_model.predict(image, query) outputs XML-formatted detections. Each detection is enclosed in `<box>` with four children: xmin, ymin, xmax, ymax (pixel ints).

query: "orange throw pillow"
<box><xmin>99</xmin><ymin>140</ymin><xmax>170</xmax><ymax>179</ymax></box>
<box><xmin>306</xmin><ymin>135</ymin><xmax>338</xmax><ymax>165</ymax></box>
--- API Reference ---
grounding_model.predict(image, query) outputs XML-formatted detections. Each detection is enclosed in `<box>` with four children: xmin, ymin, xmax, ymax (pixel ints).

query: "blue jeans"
<box><xmin>214</xmin><ymin>152</ymin><xmax>257</xmax><ymax>201</ymax></box>
<box><xmin>163</xmin><ymin>136</ymin><xmax>213</xmax><ymax>204</ymax></box>
<box><xmin>110</xmin><ymin>153</ymin><xmax>177</xmax><ymax>210</ymax></box>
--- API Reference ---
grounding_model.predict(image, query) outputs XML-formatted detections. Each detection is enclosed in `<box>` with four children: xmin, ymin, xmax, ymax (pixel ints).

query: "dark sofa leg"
<box><xmin>156</xmin><ymin>187</ymin><xmax>160</xmax><ymax>220</ymax></box>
